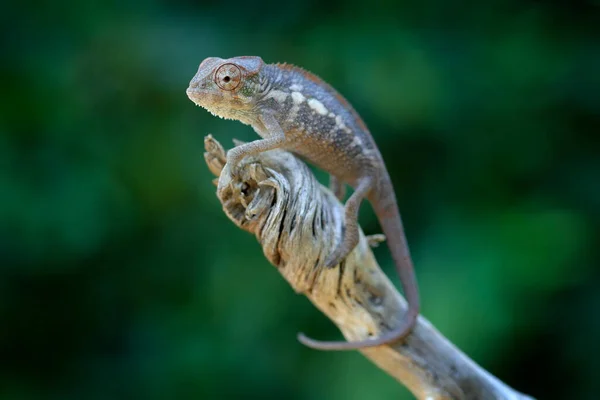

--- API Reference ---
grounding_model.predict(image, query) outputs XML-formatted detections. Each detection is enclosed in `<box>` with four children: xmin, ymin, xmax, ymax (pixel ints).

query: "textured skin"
<box><xmin>187</xmin><ymin>56</ymin><xmax>420</xmax><ymax>351</ymax></box>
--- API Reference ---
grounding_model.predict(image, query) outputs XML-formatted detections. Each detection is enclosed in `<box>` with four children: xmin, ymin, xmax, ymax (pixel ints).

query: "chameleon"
<box><xmin>186</xmin><ymin>56</ymin><xmax>420</xmax><ymax>350</ymax></box>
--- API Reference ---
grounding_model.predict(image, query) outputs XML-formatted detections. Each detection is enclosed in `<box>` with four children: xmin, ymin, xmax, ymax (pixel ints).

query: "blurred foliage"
<box><xmin>1</xmin><ymin>0</ymin><xmax>599</xmax><ymax>399</ymax></box>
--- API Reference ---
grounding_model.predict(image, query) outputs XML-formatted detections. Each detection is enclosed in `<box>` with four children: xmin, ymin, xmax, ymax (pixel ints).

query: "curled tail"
<box><xmin>298</xmin><ymin>172</ymin><xmax>420</xmax><ymax>351</ymax></box>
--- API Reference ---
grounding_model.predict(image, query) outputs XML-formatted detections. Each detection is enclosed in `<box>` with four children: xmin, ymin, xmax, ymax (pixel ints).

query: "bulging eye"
<box><xmin>215</xmin><ymin>63</ymin><xmax>242</xmax><ymax>90</ymax></box>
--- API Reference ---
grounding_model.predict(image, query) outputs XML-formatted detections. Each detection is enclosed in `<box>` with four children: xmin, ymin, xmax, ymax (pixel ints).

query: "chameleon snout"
<box><xmin>186</xmin><ymin>79</ymin><xmax>208</xmax><ymax>102</ymax></box>
<box><xmin>187</xmin><ymin>78</ymin><xmax>204</xmax><ymax>90</ymax></box>
<box><xmin>186</xmin><ymin>86</ymin><xmax>204</xmax><ymax>106</ymax></box>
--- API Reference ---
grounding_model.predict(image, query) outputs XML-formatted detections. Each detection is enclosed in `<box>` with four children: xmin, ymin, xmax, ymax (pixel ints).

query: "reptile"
<box><xmin>186</xmin><ymin>56</ymin><xmax>420</xmax><ymax>350</ymax></box>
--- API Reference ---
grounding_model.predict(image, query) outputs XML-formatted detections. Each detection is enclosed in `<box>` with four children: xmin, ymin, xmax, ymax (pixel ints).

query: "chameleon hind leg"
<box><xmin>324</xmin><ymin>176</ymin><xmax>374</xmax><ymax>268</ymax></box>
<box><xmin>300</xmin><ymin>175</ymin><xmax>417</xmax><ymax>351</ymax></box>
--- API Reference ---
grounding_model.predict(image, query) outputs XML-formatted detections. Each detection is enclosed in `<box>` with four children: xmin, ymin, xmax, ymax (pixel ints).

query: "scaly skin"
<box><xmin>186</xmin><ymin>56</ymin><xmax>420</xmax><ymax>350</ymax></box>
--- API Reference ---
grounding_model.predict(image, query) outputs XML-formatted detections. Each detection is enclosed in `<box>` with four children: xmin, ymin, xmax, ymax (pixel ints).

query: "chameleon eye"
<box><xmin>215</xmin><ymin>63</ymin><xmax>242</xmax><ymax>91</ymax></box>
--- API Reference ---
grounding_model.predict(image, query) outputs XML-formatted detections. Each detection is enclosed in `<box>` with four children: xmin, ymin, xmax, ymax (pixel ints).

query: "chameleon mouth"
<box><xmin>186</xmin><ymin>87</ymin><xmax>250</xmax><ymax>122</ymax></box>
<box><xmin>185</xmin><ymin>89</ymin><xmax>228</xmax><ymax>119</ymax></box>
<box><xmin>186</xmin><ymin>88</ymin><xmax>203</xmax><ymax>105</ymax></box>
<box><xmin>186</xmin><ymin>88</ymin><xmax>219</xmax><ymax>109</ymax></box>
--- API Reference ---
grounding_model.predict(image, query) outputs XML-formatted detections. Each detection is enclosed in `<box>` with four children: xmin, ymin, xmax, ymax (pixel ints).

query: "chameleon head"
<box><xmin>186</xmin><ymin>56</ymin><xmax>264</xmax><ymax>122</ymax></box>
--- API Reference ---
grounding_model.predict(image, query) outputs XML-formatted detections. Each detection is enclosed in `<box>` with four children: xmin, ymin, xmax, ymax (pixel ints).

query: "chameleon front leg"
<box><xmin>218</xmin><ymin>113</ymin><xmax>289</xmax><ymax>193</ymax></box>
<box><xmin>329</xmin><ymin>175</ymin><xmax>347</xmax><ymax>201</ymax></box>
<box><xmin>324</xmin><ymin>176</ymin><xmax>374</xmax><ymax>268</ymax></box>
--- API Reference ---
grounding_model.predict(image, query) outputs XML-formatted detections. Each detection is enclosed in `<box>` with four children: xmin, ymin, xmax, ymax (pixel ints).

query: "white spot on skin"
<box><xmin>335</xmin><ymin>115</ymin><xmax>352</xmax><ymax>133</ymax></box>
<box><xmin>288</xmin><ymin>104</ymin><xmax>300</xmax><ymax>122</ymax></box>
<box><xmin>290</xmin><ymin>84</ymin><xmax>303</xmax><ymax>91</ymax></box>
<box><xmin>265</xmin><ymin>89</ymin><xmax>288</xmax><ymax>103</ymax></box>
<box><xmin>291</xmin><ymin>91</ymin><xmax>305</xmax><ymax>104</ymax></box>
<box><xmin>308</xmin><ymin>98</ymin><xmax>328</xmax><ymax>115</ymax></box>
<box><xmin>328</xmin><ymin>112</ymin><xmax>335</xmax><ymax>118</ymax></box>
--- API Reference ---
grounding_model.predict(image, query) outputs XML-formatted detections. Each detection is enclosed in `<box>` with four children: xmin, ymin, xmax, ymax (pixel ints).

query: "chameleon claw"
<box><xmin>217</xmin><ymin>163</ymin><xmax>239</xmax><ymax>195</ymax></box>
<box><xmin>366</xmin><ymin>234</ymin><xmax>386</xmax><ymax>248</ymax></box>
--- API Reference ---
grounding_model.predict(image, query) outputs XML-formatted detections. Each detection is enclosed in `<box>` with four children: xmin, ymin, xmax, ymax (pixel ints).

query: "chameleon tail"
<box><xmin>298</xmin><ymin>172</ymin><xmax>420</xmax><ymax>351</ymax></box>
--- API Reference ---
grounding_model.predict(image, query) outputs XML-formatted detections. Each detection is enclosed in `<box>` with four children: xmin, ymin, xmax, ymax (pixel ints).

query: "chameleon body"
<box><xmin>186</xmin><ymin>56</ymin><xmax>419</xmax><ymax>350</ymax></box>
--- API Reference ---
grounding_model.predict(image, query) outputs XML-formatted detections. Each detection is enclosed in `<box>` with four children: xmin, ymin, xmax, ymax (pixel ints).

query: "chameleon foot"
<box><xmin>217</xmin><ymin>163</ymin><xmax>239</xmax><ymax>196</ymax></box>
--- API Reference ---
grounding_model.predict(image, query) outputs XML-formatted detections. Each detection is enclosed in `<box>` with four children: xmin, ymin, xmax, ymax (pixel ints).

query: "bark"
<box><xmin>203</xmin><ymin>135</ymin><xmax>535</xmax><ymax>400</ymax></box>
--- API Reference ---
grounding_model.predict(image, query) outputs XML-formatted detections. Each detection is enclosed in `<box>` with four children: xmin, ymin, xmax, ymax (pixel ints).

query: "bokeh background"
<box><xmin>2</xmin><ymin>0</ymin><xmax>599</xmax><ymax>399</ymax></box>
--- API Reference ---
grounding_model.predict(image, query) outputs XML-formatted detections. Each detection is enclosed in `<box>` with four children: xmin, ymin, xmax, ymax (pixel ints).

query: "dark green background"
<box><xmin>2</xmin><ymin>1</ymin><xmax>599</xmax><ymax>399</ymax></box>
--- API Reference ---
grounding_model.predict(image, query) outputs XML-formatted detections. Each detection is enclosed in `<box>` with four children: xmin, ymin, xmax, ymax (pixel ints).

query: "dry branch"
<box><xmin>203</xmin><ymin>135</ymin><xmax>535</xmax><ymax>400</ymax></box>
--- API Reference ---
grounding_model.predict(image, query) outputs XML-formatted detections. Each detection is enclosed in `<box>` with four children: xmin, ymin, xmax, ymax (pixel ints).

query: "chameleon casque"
<box><xmin>186</xmin><ymin>56</ymin><xmax>419</xmax><ymax>350</ymax></box>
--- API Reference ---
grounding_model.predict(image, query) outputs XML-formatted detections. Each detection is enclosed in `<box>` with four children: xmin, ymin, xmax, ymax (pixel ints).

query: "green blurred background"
<box><xmin>2</xmin><ymin>0</ymin><xmax>599</xmax><ymax>399</ymax></box>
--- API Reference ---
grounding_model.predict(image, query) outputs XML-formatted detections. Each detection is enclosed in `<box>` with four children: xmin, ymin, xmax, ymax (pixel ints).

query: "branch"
<box><xmin>203</xmin><ymin>135</ymin><xmax>535</xmax><ymax>400</ymax></box>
